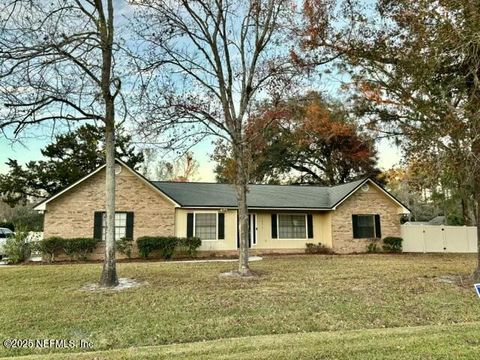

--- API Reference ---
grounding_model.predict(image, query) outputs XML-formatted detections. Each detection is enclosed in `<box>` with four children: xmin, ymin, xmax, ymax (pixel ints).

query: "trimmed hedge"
<box><xmin>63</xmin><ymin>238</ymin><xmax>99</xmax><ymax>260</ymax></box>
<box><xmin>35</xmin><ymin>236</ymin><xmax>202</xmax><ymax>262</ymax></box>
<box><xmin>383</xmin><ymin>237</ymin><xmax>403</xmax><ymax>253</ymax></box>
<box><xmin>35</xmin><ymin>237</ymin><xmax>99</xmax><ymax>261</ymax></box>
<box><xmin>35</xmin><ymin>237</ymin><xmax>64</xmax><ymax>263</ymax></box>
<box><xmin>137</xmin><ymin>236</ymin><xmax>202</xmax><ymax>260</ymax></box>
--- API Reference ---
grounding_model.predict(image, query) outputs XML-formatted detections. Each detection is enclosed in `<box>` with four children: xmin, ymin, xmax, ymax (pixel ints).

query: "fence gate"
<box><xmin>401</xmin><ymin>225</ymin><xmax>477</xmax><ymax>253</ymax></box>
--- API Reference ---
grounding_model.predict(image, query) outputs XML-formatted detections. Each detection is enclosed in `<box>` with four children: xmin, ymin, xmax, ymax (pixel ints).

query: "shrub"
<box><xmin>305</xmin><ymin>242</ymin><xmax>333</xmax><ymax>254</ymax></box>
<box><xmin>366</xmin><ymin>241</ymin><xmax>381</xmax><ymax>253</ymax></box>
<box><xmin>116</xmin><ymin>237</ymin><xmax>133</xmax><ymax>259</ymax></box>
<box><xmin>137</xmin><ymin>236</ymin><xmax>176</xmax><ymax>260</ymax></box>
<box><xmin>2</xmin><ymin>227</ymin><xmax>31</xmax><ymax>264</ymax></box>
<box><xmin>137</xmin><ymin>237</ymin><xmax>159</xmax><ymax>259</ymax></box>
<box><xmin>447</xmin><ymin>214</ymin><xmax>464</xmax><ymax>226</ymax></box>
<box><xmin>62</xmin><ymin>238</ymin><xmax>99</xmax><ymax>260</ymax></box>
<box><xmin>137</xmin><ymin>236</ymin><xmax>202</xmax><ymax>260</ymax></box>
<box><xmin>382</xmin><ymin>237</ymin><xmax>403</xmax><ymax>253</ymax></box>
<box><xmin>35</xmin><ymin>237</ymin><xmax>64</xmax><ymax>263</ymax></box>
<box><xmin>367</xmin><ymin>239</ymin><xmax>382</xmax><ymax>254</ymax></box>
<box><xmin>177</xmin><ymin>237</ymin><xmax>202</xmax><ymax>257</ymax></box>
<box><xmin>160</xmin><ymin>237</ymin><xmax>177</xmax><ymax>260</ymax></box>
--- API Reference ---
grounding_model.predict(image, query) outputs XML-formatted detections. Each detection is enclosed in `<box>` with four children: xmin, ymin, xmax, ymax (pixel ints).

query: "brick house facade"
<box><xmin>42</xmin><ymin>165</ymin><xmax>177</xmax><ymax>259</ymax></box>
<box><xmin>35</xmin><ymin>160</ymin><xmax>409</xmax><ymax>259</ymax></box>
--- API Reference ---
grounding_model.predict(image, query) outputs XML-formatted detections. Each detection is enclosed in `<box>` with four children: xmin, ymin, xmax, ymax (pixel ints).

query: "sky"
<box><xmin>0</xmin><ymin>0</ymin><xmax>402</xmax><ymax>181</ymax></box>
<box><xmin>0</xmin><ymin>133</ymin><xmax>402</xmax><ymax>182</ymax></box>
<box><xmin>0</xmin><ymin>95</ymin><xmax>403</xmax><ymax>183</ymax></box>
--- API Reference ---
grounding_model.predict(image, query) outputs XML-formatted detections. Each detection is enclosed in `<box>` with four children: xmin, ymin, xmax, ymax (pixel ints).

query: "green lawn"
<box><xmin>1</xmin><ymin>254</ymin><xmax>479</xmax><ymax>359</ymax></box>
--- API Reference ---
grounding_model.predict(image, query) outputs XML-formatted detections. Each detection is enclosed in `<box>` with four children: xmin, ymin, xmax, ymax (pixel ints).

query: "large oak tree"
<box><xmin>213</xmin><ymin>92</ymin><xmax>379</xmax><ymax>185</ymax></box>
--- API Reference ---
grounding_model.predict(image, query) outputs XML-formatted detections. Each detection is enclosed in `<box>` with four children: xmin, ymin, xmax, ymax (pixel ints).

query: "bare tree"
<box><xmin>140</xmin><ymin>149</ymin><xmax>199</xmax><ymax>181</ymax></box>
<box><xmin>132</xmin><ymin>0</ymin><xmax>299</xmax><ymax>276</ymax></box>
<box><xmin>0</xmin><ymin>0</ymin><xmax>123</xmax><ymax>286</ymax></box>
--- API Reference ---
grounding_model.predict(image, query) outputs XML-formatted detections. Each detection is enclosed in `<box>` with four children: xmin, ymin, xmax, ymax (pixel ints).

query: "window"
<box><xmin>102</xmin><ymin>212</ymin><xmax>127</xmax><ymax>241</ymax></box>
<box><xmin>194</xmin><ymin>213</ymin><xmax>217</xmax><ymax>240</ymax></box>
<box><xmin>353</xmin><ymin>214</ymin><xmax>380</xmax><ymax>239</ymax></box>
<box><xmin>278</xmin><ymin>214</ymin><xmax>307</xmax><ymax>239</ymax></box>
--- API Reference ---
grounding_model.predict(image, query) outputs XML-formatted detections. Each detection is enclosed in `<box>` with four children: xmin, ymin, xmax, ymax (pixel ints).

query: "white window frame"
<box><xmin>193</xmin><ymin>211</ymin><xmax>219</xmax><ymax>241</ymax></box>
<box><xmin>354</xmin><ymin>214</ymin><xmax>377</xmax><ymax>239</ymax></box>
<box><xmin>101</xmin><ymin>212</ymin><xmax>128</xmax><ymax>242</ymax></box>
<box><xmin>277</xmin><ymin>213</ymin><xmax>308</xmax><ymax>240</ymax></box>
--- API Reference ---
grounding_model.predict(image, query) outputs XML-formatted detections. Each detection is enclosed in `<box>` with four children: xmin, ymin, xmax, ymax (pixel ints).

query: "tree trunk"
<box><xmin>461</xmin><ymin>198</ymin><xmax>470</xmax><ymax>226</ymax></box>
<box><xmin>473</xmin><ymin>186</ymin><xmax>480</xmax><ymax>280</ymax></box>
<box><xmin>473</xmin><ymin>139</ymin><xmax>480</xmax><ymax>281</ymax></box>
<box><xmin>234</xmin><ymin>142</ymin><xmax>251</xmax><ymax>276</ymax></box>
<box><xmin>474</xmin><ymin>192</ymin><xmax>480</xmax><ymax>281</ymax></box>
<box><xmin>98</xmin><ymin>0</ymin><xmax>118</xmax><ymax>287</ymax></box>
<box><xmin>99</xmin><ymin>100</ymin><xmax>119</xmax><ymax>287</ymax></box>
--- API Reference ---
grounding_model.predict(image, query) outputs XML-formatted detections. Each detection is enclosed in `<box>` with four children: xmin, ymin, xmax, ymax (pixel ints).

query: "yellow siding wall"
<box><xmin>175</xmin><ymin>208</ymin><xmax>238</xmax><ymax>251</ymax></box>
<box><xmin>253</xmin><ymin>211</ymin><xmax>332</xmax><ymax>250</ymax></box>
<box><xmin>175</xmin><ymin>209</ymin><xmax>332</xmax><ymax>252</ymax></box>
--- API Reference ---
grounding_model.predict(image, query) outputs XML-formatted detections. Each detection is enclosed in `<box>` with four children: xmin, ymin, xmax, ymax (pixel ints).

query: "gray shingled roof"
<box><xmin>152</xmin><ymin>178</ymin><xmax>367</xmax><ymax>209</ymax></box>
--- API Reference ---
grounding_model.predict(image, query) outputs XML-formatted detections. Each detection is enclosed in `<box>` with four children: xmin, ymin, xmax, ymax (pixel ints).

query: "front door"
<box><xmin>237</xmin><ymin>213</ymin><xmax>257</xmax><ymax>248</ymax></box>
<box><xmin>248</xmin><ymin>213</ymin><xmax>257</xmax><ymax>248</ymax></box>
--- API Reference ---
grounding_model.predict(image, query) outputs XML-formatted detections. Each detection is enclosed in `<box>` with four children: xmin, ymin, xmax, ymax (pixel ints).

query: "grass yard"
<box><xmin>1</xmin><ymin>254</ymin><xmax>480</xmax><ymax>359</ymax></box>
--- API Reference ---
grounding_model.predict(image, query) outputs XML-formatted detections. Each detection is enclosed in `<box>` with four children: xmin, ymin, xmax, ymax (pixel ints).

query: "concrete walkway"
<box><xmin>0</xmin><ymin>256</ymin><xmax>263</xmax><ymax>266</ymax></box>
<box><xmin>166</xmin><ymin>256</ymin><xmax>263</xmax><ymax>264</ymax></box>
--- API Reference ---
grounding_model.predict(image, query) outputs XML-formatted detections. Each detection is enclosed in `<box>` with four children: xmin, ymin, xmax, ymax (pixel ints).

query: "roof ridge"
<box><xmin>151</xmin><ymin>177</ymin><xmax>370</xmax><ymax>187</ymax></box>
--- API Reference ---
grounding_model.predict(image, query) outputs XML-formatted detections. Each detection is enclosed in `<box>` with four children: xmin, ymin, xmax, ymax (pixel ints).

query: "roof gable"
<box><xmin>330</xmin><ymin>178</ymin><xmax>410</xmax><ymax>213</ymax></box>
<box><xmin>33</xmin><ymin>159</ymin><xmax>180</xmax><ymax>211</ymax></box>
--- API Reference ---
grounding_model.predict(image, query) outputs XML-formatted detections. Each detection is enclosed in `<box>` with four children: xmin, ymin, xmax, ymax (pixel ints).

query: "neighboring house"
<box><xmin>34</xmin><ymin>159</ymin><xmax>410</xmax><ymax>259</ymax></box>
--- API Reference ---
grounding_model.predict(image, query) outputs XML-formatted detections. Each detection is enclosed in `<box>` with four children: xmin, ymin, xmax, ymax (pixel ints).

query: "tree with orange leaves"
<box><xmin>213</xmin><ymin>92</ymin><xmax>380</xmax><ymax>185</ymax></box>
<box><xmin>326</xmin><ymin>0</ymin><xmax>480</xmax><ymax>279</ymax></box>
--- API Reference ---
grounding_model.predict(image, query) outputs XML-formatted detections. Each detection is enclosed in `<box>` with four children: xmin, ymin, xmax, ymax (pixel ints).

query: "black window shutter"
<box><xmin>375</xmin><ymin>214</ymin><xmax>382</xmax><ymax>239</ymax></box>
<box><xmin>187</xmin><ymin>213</ymin><xmax>194</xmax><ymax>238</ymax></box>
<box><xmin>126</xmin><ymin>212</ymin><xmax>134</xmax><ymax>240</ymax></box>
<box><xmin>252</xmin><ymin>215</ymin><xmax>256</xmax><ymax>245</ymax></box>
<box><xmin>307</xmin><ymin>214</ymin><xmax>314</xmax><ymax>238</ymax></box>
<box><xmin>93</xmin><ymin>212</ymin><xmax>103</xmax><ymax>240</ymax></box>
<box><xmin>218</xmin><ymin>213</ymin><xmax>225</xmax><ymax>240</ymax></box>
<box><xmin>352</xmin><ymin>215</ymin><xmax>359</xmax><ymax>239</ymax></box>
<box><xmin>271</xmin><ymin>214</ymin><xmax>278</xmax><ymax>238</ymax></box>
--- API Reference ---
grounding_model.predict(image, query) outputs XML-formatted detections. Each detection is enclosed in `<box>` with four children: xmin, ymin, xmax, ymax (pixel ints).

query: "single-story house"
<box><xmin>34</xmin><ymin>159</ymin><xmax>410</xmax><ymax>258</ymax></box>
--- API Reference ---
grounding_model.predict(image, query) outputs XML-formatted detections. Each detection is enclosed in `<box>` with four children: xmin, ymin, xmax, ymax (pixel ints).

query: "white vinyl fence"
<box><xmin>401</xmin><ymin>225</ymin><xmax>477</xmax><ymax>253</ymax></box>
